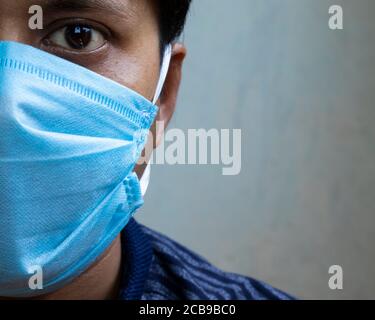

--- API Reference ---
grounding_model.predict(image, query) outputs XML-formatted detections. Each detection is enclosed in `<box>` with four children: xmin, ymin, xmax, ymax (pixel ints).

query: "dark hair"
<box><xmin>158</xmin><ymin>0</ymin><xmax>192</xmax><ymax>46</ymax></box>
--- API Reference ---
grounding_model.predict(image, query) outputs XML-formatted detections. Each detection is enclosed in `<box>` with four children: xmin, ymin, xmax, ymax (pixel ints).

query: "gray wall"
<box><xmin>138</xmin><ymin>0</ymin><xmax>375</xmax><ymax>299</ymax></box>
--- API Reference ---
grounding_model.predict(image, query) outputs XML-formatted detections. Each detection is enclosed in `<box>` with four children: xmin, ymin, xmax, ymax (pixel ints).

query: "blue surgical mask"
<box><xmin>0</xmin><ymin>41</ymin><xmax>171</xmax><ymax>297</ymax></box>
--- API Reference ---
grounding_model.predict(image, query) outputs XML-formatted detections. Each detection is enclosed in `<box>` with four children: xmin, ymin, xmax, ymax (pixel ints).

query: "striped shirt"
<box><xmin>119</xmin><ymin>219</ymin><xmax>294</xmax><ymax>300</ymax></box>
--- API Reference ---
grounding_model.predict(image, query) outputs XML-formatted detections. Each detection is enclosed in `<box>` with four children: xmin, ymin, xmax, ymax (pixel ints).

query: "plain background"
<box><xmin>138</xmin><ymin>0</ymin><xmax>375</xmax><ymax>299</ymax></box>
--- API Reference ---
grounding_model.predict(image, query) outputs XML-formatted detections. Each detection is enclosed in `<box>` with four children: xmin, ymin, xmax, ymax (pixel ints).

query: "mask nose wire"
<box><xmin>140</xmin><ymin>44</ymin><xmax>172</xmax><ymax>196</ymax></box>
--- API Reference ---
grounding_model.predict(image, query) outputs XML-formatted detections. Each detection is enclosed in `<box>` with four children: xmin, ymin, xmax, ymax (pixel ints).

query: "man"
<box><xmin>0</xmin><ymin>0</ymin><xmax>293</xmax><ymax>300</ymax></box>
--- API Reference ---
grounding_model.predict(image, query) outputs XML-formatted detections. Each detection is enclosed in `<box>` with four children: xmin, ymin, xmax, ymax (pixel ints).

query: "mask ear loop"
<box><xmin>152</xmin><ymin>44</ymin><xmax>173</xmax><ymax>105</ymax></box>
<box><xmin>140</xmin><ymin>44</ymin><xmax>173</xmax><ymax>196</ymax></box>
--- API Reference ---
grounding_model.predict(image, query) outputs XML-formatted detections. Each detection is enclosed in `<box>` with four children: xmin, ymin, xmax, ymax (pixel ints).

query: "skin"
<box><xmin>0</xmin><ymin>0</ymin><xmax>186</xmax><ymax>300</ymax></box>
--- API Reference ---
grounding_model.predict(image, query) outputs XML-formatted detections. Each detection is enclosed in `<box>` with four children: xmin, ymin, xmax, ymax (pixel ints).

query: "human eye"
<box><xmin>42</xmin><ymin>21</ymin><xmax>109</xmax><ymax>53</ymax></box>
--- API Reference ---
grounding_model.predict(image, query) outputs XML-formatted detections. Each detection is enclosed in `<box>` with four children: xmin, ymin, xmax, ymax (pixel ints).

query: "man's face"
<box><xmin>0</xmin><ymin>0</ymin><xmax>186</xmax><ymax>174</ymax></box>
<box><xmin>0</xmin><ymin>0</ymin><xmax>162</xmax><ymax>104</ymax></box>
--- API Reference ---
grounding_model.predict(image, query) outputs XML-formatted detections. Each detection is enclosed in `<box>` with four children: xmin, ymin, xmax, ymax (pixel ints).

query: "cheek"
<box><xmin>87</xmin><ymin>45</ymin><xmax>160</xmax><ymax>101</ymax></box>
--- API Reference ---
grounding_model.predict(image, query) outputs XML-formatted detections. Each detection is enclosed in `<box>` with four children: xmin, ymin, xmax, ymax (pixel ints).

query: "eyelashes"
<box><xmin>40</xmin><ymin>17</ymin><xmax>114</xmax><ymax>56</ymax></box>
<box><xmin>43</xmin><ymin>23</ymin><xmax>107</xmax><ymax>52</ymax></box>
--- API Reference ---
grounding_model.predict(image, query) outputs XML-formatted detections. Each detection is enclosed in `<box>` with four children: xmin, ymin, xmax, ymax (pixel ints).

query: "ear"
<box><xmin>153</xmin><ymin>43</ymin><xmax>187</xmax><ymax>148</ymax></box>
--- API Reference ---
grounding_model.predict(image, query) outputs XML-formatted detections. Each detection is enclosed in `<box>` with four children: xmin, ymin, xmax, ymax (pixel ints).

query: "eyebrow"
<box><xmin>39</xmin><ymin>0</ymin><xmax>132</xmax><ymax>17</ymax></box>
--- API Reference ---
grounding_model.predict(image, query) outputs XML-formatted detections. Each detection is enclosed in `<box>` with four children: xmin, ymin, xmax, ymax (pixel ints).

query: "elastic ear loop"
<box><xmin>140</xmin><ymin>44</ymin><xmax>172</xmax><ymax>196</ymax></box>
<box><xmin>152</xmin><ymin>44</ymin><xmax>173</xmax><ymax>105</ymax></box>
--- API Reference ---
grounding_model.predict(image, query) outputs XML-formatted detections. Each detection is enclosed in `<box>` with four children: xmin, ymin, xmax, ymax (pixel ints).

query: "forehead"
<box><xmin>0</xmin><ymin>0</ymin><xmax>155</xmax><ymax>19</ymax></box>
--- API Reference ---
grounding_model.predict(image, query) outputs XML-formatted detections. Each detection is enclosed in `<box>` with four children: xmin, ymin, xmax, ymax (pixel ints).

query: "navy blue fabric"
<box><xmin>119</xmin><ymin>219</ymin><xmax>294</xmax><ymax>301</ymax></box>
